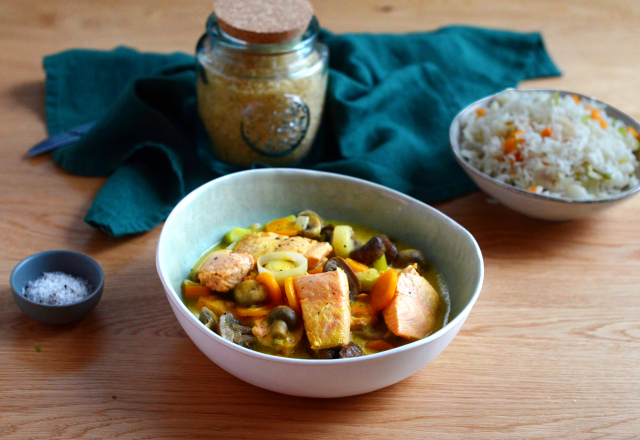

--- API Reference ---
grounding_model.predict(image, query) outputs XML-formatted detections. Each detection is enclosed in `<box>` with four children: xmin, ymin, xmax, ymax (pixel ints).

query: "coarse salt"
<box><xmin>21</xmin><ymin>272</ymin><xmax>92</xmax><ymax>306</ymax></box>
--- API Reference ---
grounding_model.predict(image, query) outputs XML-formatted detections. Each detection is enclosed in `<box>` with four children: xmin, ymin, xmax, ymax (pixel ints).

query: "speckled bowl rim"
<box><xmin>156</xmin><ymin>168</ymin><xmax>484</xmax><ymax>365</ymax></box>
<box><xmin>10</xmin><ymin>250</ymin><xmax>105</xmax><ymax>308</ymax></box>
<box><xmin>449</xmin><ymin>88</ymin><xmax>640</xmax><ymax>205</ymax></box>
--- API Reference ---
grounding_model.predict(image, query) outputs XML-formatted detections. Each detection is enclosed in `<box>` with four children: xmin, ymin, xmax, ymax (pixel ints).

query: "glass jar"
<box><xmin>196</xmin><ymin>13</ymin><xmax>328</xmax><ymax>167</ymax></box>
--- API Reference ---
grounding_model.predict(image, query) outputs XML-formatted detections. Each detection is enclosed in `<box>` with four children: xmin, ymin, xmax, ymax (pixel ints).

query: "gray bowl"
<box><xmin>450</xmin><ymin>88</ymin><xmax>640</xmax><ymax>221</ymax></box>
<box><xmin>10</xmin><ymin>250</ymin><xmax>104</xmax><ymax>325</ymax></box>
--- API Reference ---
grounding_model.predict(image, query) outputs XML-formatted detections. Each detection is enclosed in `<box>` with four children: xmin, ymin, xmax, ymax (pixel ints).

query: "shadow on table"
<box><xmin>6</xmin><ymin>80</ymin><xmax>46</xmax><ymax>123</ymax></box>
<box><xmin>435</xmin><ymin>192</ymin><xmax>603</xmax><ymax>261</ymax></box>
<box><xmin>4</xmin><ymin>301</ymin><xmax>106</xmax><ymax>373</ymax></box>
<box><xmin>147</xmin><ymin>337</ymin><xmax>406</xmax><ymax>437</ymax></box>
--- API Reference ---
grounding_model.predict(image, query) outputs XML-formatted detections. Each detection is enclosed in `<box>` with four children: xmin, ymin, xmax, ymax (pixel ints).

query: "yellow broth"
<box><xmin>182</xmin><ymin>219</ymin><xmax>450</xmax><ymax>358</ymax></box>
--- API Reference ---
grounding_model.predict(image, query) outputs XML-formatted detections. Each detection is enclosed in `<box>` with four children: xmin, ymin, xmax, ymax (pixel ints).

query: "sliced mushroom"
<box><xmin>217</xmin><ymin>313</ymin><xmax>255</xmax><ymax>348</ymax></box>
<box><xmin>233</xmin><ymin>279</ymin><xmax>268</xmax><ymax>307</ymax></box>
<box><xmin>298</xmin><ymin>210</ymin><xmax>324</xmax><ymax>239</ymax></box>
<box><xmin>313</xmin><ymin>343</ymin><xmax>362</xmax><ymax>360</ymax></box>
<box><xmin>394</xmin><ymin>249</ymin><xmax>428</xmax><ymax>270</ymax></box>
<box><xmin>320</xmin><ymin>224</ymin><xmax>334</xmax><ymax>243</ymax></box>
<box><xmin>339</xmin><ymin>343</ymin><xmax>362</xmax><ymax>358</ymax></box>
<box><xmin>217</xmin><ymin>313</ymin><xmax>239</xmax><ymax>342</ymax></box>
<box><xmin>378</xmin><ymin>235</ymin><xmax>399</xmax><ymax>265</ymax></box>
<box><xmin>235</xmin><ymin>335</ymin><xmax>257</xmax><ymax>348</ymax></box>
<box><xmin>323</xmin><ymin>256</ymin><xmax>361</xmax><ymax>300</ymax></box>
<box><xmin>314</xmin><ymin>347</ymin><xmax>340</xmax><ymax>359</ymax></box>
<box><xmin>270</xmin><ymin>319</ymin><xmax>289</xmax><ymax>339</ymax></box>
<box><xmin>298</xmin><ymin>209</ymin><xmax>321</xmax><ymax>219</ymax></box>
<box><xmin>351</xmin><ymin>328</ymin><xmax>388</xmax><ymax>341</ymax></box>
<box><xmin>198</xmin><ymin>307</ymin><xmax>218</xmax><ymax>330</ymax></box>
<box><xmin>267</xmin><ymin>305</ymin><xmax>299</xmax><ymax>329</ymax></box>
<box><xmin>232</xmin><ymin>323</ymin><xmax>253</xmax><ymax>335</ymax></box>
<box><xmin>349</xmin><ymin>236</ymin><xmax>385</xmax><ymax>265</ymax></box>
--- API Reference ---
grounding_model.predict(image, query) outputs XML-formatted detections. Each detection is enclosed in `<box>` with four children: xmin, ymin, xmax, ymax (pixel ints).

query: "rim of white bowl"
<box><xmin>156</xmin><ymin>169</ymin><xmax>484</xmax><ymax>365</ymax></box>
<box><xmin>449</xmin><ymin>88</ymin><xmax>640</xmax><ymax>205</ymax></box>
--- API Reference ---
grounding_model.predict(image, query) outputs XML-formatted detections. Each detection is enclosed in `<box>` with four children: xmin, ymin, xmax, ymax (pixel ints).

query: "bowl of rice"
<box><xmin>450</xmin><ymin>89</ymin><xmax>640</xmax><ymax>220</ymax></box>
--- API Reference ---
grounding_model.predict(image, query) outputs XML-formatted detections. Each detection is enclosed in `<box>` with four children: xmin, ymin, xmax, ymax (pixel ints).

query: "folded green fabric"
<box><xmin>44</xmin><ymin>26</ymin><xmax>560</xmax><ymax>236</ymax></box>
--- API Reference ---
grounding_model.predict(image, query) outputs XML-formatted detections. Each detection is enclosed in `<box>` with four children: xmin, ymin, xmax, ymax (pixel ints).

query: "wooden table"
<box><xmin>2</xmin><ymin>1</ymin><xmax>639</xmax><ymax>438</ymax></box>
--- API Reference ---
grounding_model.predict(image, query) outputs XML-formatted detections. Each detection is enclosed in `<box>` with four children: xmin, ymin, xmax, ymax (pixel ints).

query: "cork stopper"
<box><xmin>214</xmin><ymin>0</ymin><xmax>314</xmax><ymax>45</ymax></box>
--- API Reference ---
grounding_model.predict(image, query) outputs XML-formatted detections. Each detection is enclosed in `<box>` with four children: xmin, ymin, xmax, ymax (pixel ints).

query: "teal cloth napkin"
<box><xmin>44</xmin><ymin>26</ymin><xmax>560</xmax><ymax>236</ymax></box>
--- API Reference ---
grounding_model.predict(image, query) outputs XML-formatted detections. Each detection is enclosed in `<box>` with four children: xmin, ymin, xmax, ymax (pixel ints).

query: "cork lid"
<box><xmin>214</xmin><ymin>0</ymin><xmax>314</xmax><ymax>45</ymax></box>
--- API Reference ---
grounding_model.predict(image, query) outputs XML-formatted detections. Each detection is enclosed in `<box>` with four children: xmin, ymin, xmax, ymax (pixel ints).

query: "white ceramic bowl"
<box><xmin>156</xmin><ymin>169</ymin><xmax>483</xmax><ymax>397</ymax></box>
<box><xmin>450</xmin><ymin>89</ymin><xmax>640</xmax><ymax>221</ymax></box>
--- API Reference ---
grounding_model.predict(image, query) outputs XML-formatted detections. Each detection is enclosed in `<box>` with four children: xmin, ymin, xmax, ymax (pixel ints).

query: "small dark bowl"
<box><xmin>10</xmin><ymin>250</ymin><xmax>104</xmax><ymax>325</ymax></box>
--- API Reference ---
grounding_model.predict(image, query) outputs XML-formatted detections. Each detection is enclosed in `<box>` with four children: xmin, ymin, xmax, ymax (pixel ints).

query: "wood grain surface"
<box><xmin>1</xmin><ymin>1</ymin><xmax>640</xmax><ymax>438</ymax></box>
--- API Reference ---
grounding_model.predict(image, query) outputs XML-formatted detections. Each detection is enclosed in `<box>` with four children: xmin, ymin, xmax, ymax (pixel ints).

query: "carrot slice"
<box><xmin>266</xmin><ymin>218</ymin><xmax>299</xmax><ymax>236</ymax></box>
<box><xmin>236</xmin><ymin>305</ymin><xmax>274</xmax><ymax>317</ymax></box>
<box><xmin>541</xmin><ymin>127</ymin><xmax>553</xmax><ymax>137</ymax></box>
<box><xmin>256</xmin><ymin>272</ymin><xmax>283</xmax><ymax>305</ymax></box>
<box><xmin>307</xmin><ymin>259</ymin><xmax>326</xmax><ymax>274</ymax></box>
<box><xmin>365</xmin><ymin>340</ymin><xmax>395</xmax><ymax>352</ymax></box>
<box><xmin>572</xmin><ymin>94</ymin><xmax>580</xmax><ymax>104</ymax></box>
<box><xmin>345</xmin><ymin>258</ymin><xmax>369</xmax><ymax>273</ymax></box>
<box><xmin>369</xmin><ymin>268</ymin><xmax>398</xmax><ymax>312</ymax></box>
<box><xmin>627</xmin><ymin>126</ymin><xmax>639</xmax><ymax>140</ymax></box>
<box><xmin>514</xmin><ymin>150</ymin><xmax>524</xmax><ymax>162</ymax></box>
<box><xmin>503</xmin><ymin>130</ymin><xmax>525</xmax><ymax>155</ymax></box>
<box><xmin>589</xmin><ymin>108</ymin><xmax>607</xmax><ymax>128</ymax></box>
<box><xmin>283</xmin><ymin>276</ymin><xmax>301</xmax><ymax>315</ymax></box>
<box><xmin>476</xmin><ymin>108</ymin><xmax>486</xmax><ymax>116</ymax></box>
<box><xmin>183</xmin><ymin>284</ymin><xmax>213</xmax><ymax>297</ymax></box>
<box><xmin>503</xmin><ymin>137</ymin><xmax>518</xmax><ymax>155</ymax></box>
<box><xmin>527</xmin><ymin>186</ymin><xmax>541</xmax><ymax>192</ymax></box>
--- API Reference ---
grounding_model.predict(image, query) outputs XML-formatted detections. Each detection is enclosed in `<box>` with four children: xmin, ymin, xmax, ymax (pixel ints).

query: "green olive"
<box><xmin>233</xmin><ymin>280</ymin><xmax>268</xmax><ymax>307</ymax></box>
<box><xmin>271</xmin><ymin>320</ymin><xmax>289</xmax><ymax>339</ymax></box>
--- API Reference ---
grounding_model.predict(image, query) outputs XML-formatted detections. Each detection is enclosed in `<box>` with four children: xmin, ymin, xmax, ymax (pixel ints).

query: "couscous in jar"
<box><xmin>196</xmin><ymin>1</ymin><xmax>328</xmax><ymax>167</ymax></box>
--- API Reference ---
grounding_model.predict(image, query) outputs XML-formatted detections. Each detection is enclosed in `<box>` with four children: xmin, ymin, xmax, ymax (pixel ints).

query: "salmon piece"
<box><xmin>274</xmin><ymin>236</ymin><xmax>333</xmax><ymax>268</ymax></box>
<box><xmin>350</xmin><ymin>297</ymin><xmax>378</xmax><ymax>330</ymax></box>
<box><xmin>198</xmin><ymin>250</ymin><xmax>253</xmax><ymax>292</ymax></box>
<box><xmin>251</xmin><ymin>317</ymin><xmax>304</xmax><ymax>356</ymax></box>
<box><xmin>234</xmin><ymin>232</ymin><xmax>333</xmax><ymax>268</ymax></box>
<box><xmin>234</xmin><ymin>232</ymin><xmax>281</xmax><ymax>262</ymax></box>
<box><xmin>382</xmin><ymin>265</ymin><xmax>440</xmax><ymax>340</ymax></box>
<box><xmin>294</xmin><ymin>270</ymin><xmax>351</xmax><ymax>349</ymax></box>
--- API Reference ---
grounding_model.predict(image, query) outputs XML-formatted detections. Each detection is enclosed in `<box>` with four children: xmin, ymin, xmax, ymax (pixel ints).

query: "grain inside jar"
<box><xmin>196</xmin><ymin>0</ymin><xmax>328</xmax><ymax>167</ymax></box>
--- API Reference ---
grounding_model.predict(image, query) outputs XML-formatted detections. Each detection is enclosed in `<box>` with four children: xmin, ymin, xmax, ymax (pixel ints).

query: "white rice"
<box><xmin>459</xmin><ymin>90</ymin><xmax>640</xmax><ymax>200</ymax></box>
<box><xmin>22</xmin><ymin>272</ymin><xmax>93</xmax><ymax>305</ymax></box>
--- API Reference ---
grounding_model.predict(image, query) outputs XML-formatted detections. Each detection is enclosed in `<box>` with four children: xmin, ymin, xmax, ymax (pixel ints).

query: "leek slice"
<box><xmin>224</xmin><ymin>227</ymin><xmax>252</xmax><ymax>244</ymax></box>
<box><xmin>373</xmin><ymin>255</ymin><xmax>388</xmax><ymax>273</ymax></box>
<box><xmin>333</xmin><ymin>225</ymin><xmax>355</xmax><ymax>258</ymax></box>
<box><xmin>265</xmin><ymin>260</ymin><xmax>296</xmax><ymax>272</ymax></box>
<box><xmin>357</xmin><ymin>268</ymin><xmax>380</xmax><ymax>292</ymax></box>
<box><xmin>586</xmin><ymin>164</ymin><xmax>603</xmax><ymax>180</ymax></box>
<box><xmin>257</xmin><ymin>252</ymin><xmax>308</xmax><ymax>286</ymax></box>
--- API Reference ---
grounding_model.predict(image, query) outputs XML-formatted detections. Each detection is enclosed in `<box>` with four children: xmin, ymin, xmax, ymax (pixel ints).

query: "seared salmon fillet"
<box><xmin>294</xmin><ymin>270</ymin><xmax>351</xmax><ymax>349</ymax></box>
<box><xmin>234</xmin><ymin>232</ymin><xmax>281</xmax><ymax>262</ymax></box>
<box><xmin>382</xmin><ymin>265</ymin><xmax>440</xmax><ymax>340</ymax></box>
<box><xmin>198</xmin><ymin>250</ymin><xmax>253</xmax><ymax>292</ymax></box>
<box><xmin>274</xmin><ymin>236</ymin><xmax>332</xmax><ymax>268</ymax></box>
<box><xmin>234</xmin><ymin>232</ymin><xmax>332</xmax><ymax>268</ymax></box>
